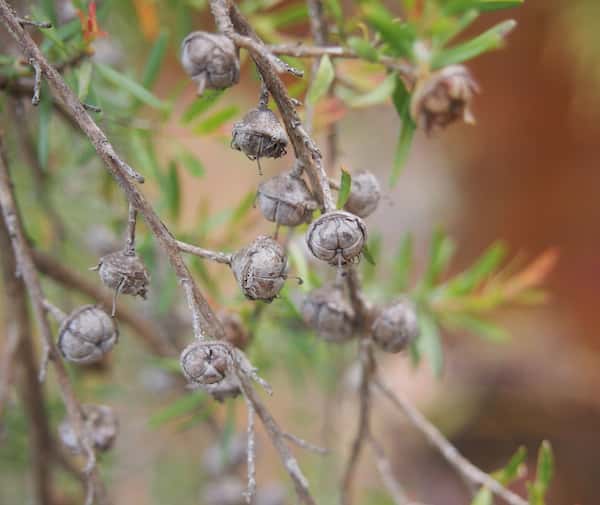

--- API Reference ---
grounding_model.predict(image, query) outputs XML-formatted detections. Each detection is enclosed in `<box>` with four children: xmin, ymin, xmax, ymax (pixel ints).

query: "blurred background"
<box><xmin>1</xmin><ymin>0</ymin><xmax>599</xmax><ymax>504</ymax></box>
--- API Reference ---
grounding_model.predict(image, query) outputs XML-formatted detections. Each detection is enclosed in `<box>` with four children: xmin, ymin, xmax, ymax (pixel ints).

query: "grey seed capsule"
<box><xmin>301</xmin><ymin>285</ymin><xmax>355</xmax><ymax>342</ymax></box>
<box><xmin>180</xmin><ymin>340</ymin><xmax>231</xmax><ymax>386</ymax></box>
<box><xmin>231</xmin><ymin>107</ymin><xmax>288</xmax><ymax>172</ymax></box>
<box><xmin>230</xmin><ymin>236</ymin><xmax>288</xmax><ymax>302</ymax></box>
<box><xmin>256</xmin><ymin>172</ymin><xmax>317</xmax><ymax>227</ymax></box>
<box><xmin>306</xmin><ymin>210</ymin><xmax>367</xmax><ymax>265</ymax></box>
<box><xmin>219</xmin><ymin>311</ymin><xmax>250</xmax><ymax>350</ymax></box>
<box><xmin>57</xmin><ymin>305</ymin><xmax>118</xmax><ymax>364</ymax></box>
<box><xmin>95</xmin><ymin>249</ymin><xmax>150</xmax><ymax>299</ymax></box>
<box><xmin>180</xmin><ymin>31</ymin><xmax>240</xmax><ymax>94</ymax></box>
<box><xmin>344</xmin><ymin>170</ymin><xmax>381</xmax><ymax>218</ymax></box>
<box><xmin>59</xmin><ymin>404</ymin><xmax>118</xmax><ymax>454</ymax></box>
<box><xmin>372</xmin><ymin>299</ymin><xmax>419</xmax><ymax>353</ymax></box>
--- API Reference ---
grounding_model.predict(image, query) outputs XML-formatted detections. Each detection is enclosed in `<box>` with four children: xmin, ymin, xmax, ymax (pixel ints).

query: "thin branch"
<box><xmin>373</xmin><ymin>376</ymin><xmax>529</xmax><ymax>505</ymax></box>
<box><xmin>244</xmin><ymin>397</ymin><xmax>257</xmax><ymax>504</ymax></box>
<box><xmin>176</xmin><ymin>240</ymin><xmax>233</xmax><ymax>265</ymax></box>
<box><xmin>368</xmin><ymin>433</ymin><xmax>410</xmax><ymax>505</ymax></box>
<box><xmin>18</xmin><ymin>17</ymin><xmax>52</xmax><ymax>29</ymax></box>
<box><xmin>32</xmin><ymin>249</ymin><xmax>177</xmax><ymax>357</ymax></box>
<box><xmin>29</xmin><ymin>57</ymin><xmax>41</xmax><ymax>105</ymax></box>
<box><xmin>125</xmin><ymin>202</ymin><xmax>137</xmax><ymax>254</ymax></box>
<box><xmin>0</xmin><ymin>138</ymin><xmax>108</xmax><ymax>504</ymax></box>
<box><xmin>0</xmin><ymin>0</ymin><xmax>224</xmax><ymax>340</ymax></box>
<box><xmin>282</xmin><ymin>431</ymin><xmax>328</xmax><ymax>455</ymax></box>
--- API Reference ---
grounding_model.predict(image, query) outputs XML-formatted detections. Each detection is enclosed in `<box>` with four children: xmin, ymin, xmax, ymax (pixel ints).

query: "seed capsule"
<box><xmin>230</xmin><ymin>236</ymin><xmax>288</xmax><ymax>302</ymax></box>
<box><xmin>180</xmin><ymin>340</ymin><xmax>231</xmax><ymax>386</ymax></box>
<box><xmin>344</xmin><ymin>170</ymin><xmax>381</xmax><ymax>218</ymax></box>
<box><xmin>59</xmin><ymin>404</ymin><xmax>118</xmax><ymax>453</ymax></box>
<box><xmin>301</xmin><ymin>285</ymin><xmax>355</xmax><ymax>342</ymax></box>
<box><xmin>57</xmin><ymin>305</ymin><xmax>118</xmax><ymax>364</ymax></box>
<box><xmin>181</xmin><ymin>31</ymin><xmax>240</xmax><ymax>95</ymax></box>
<box><xmin>306</xmin><ymin>210</ymin><xmax>367</xmax><ymax>266</ymax></box>
<box><xmin>371</xmin><ymin>299</ymin><xmax>419</xmax><ymax>353</ymax></box>
<box><xmin>410</xmin><ymin>65</ymin><xmax>479</xmax><ymax>134</ymax></box>
<box><xmin>231</xmin><ymin>107</ymin><xmax>288</xmax><ymax>174</ymax></box>
<box><xmin>219</xmin><ymin>311</ymin><xmax>250</xmax><ymax>350</ymax></box>
<box><xmin>256</xmin><ymin>172</ymin><xmax>317</xmax><ymax>227</ymax></box>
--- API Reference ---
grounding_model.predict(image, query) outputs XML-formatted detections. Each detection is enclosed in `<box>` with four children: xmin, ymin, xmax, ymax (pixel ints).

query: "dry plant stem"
<box><xmin>0</xmin><ymin>0</ymin><xmax>224</xmax><ymax>340</ymax></box>
<box><xmin>30</xmin><ymin>57</ymin><xmax>41</xmax><ymax>105</ymax></box>
<box><xmin>373</xmin><ymin>377</ymin><xmax>529</xmax><ymax>505</ymax></box>
<box><xmin>0</xmin><ymin>140</ymin><xmax>108</xmax><ymax>505</ymax></box>
<box><xmin>125</xmin><ymin>203</ymin><xmax>137</xmax><ymax>254</ymax></box>
<box><xmin>340</xmin><ymin>340</ymin><xmax>375</xmax><ymax>505</ymax></box>
<box><xmin>176</xmin><ymin>240</ymin><xmax>233</xmax><ymax>265</ymax></box>
<box><xmin>210</xmin><ymin>0</ymin><xmax>335</xmax><ymax>212</ymax></box>
<box><xmin>368</xmin><ymin>434</ymin><xmax>410</xmax><ymax>505</ymax></box>
<box><xmin>245</xmin><ymin>398</ymin><xmax>257</xmax><ymax>504</ymax></box>
<box><xmin>282</xmin><ymin>431</ymin><xmax>328</xmax><ymax>454</ymax></box>
<box><xmin>32</xmin><ymin>249</ymin><xmax>176</xmax><ymax>356</ymax></box>
<box><xmin>235</xmin><ymin>371</ymin><xmax>317</xmax><ymax>505</ymax></box>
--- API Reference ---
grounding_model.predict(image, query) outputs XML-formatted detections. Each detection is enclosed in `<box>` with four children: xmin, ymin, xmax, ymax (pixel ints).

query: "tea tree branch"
<box><xmin>176</xmin><ymin>240</ymin><xmax>233</xmax><ymax>265</ymax></box>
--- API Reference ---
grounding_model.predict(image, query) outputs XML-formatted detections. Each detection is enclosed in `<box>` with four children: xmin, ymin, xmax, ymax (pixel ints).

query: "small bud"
<box><xmin>219</xmin><ymin>311</ymin><xmax>250</xmax><ymax>350</ymax></box>
<box><xmin>57</xmin><ymin>305</ymin><xmax>118</xmax><ymax>364</ymax></box>
<box><xmin>59</xmin><ymin>404</ymin><xmax>118</xmax><ymax>453</ymax></box>
<box><xmin>181</xmin><ymin>31</ymin><xmax>240</xmax><ymax>95</ymax></box>
<box><xmin>306</xmin><ymin>210</ymin><xmax>367</xmax><ymax>266</ymax></box>
<box><xmin>410</xmin><ymin>65</ymin><xmax>479</xmax><ymax>134</ymax></box>
<box><xmin>230</xmin><ymin>236</ymin><xmax>289</xmax><ymax>302</ymax></box>
<box><xmin>343</xmin><ymin>170</ymin><xmax>381</xmax><ymax>218</ymax></box>
<box><xmin>371</xmin><ymin>299</ymin><xmax>419</xmax><ymax>353</ymax></box>
<box><xmin>231</xmin><ymin>107</ymin><xmax>288</xmax><ymax>174</ymax></box>
<box><xmin>180</xmin><ymin>340</ymin><xmax>231</xmax><ymax>386</ymax></box>
<box><xmin>94</xmin><ymin>249</ymin><xmax>150</xmax><ymax>314</ymax></box>
<box><xmin>256</xmin><ymin>172</ymin><xmax>317</xmax><ymax>226</ymax></box>
<box><xmin>302</xmin><ymin>285</ymin><xmax>355</xmax><ymax>342</ymax></box>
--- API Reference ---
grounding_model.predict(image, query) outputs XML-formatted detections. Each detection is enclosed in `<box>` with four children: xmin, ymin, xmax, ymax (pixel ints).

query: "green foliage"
<box><xmin>306</xmin><ymin>55</ymin><xmax>335</xmax><ymax>105</ymax></box>
<box><xmin>528</xmin><ymin>441</ymin><xmax>554</xmax><ymax>505</ymax></box>
<box><xmin>336</xmin><ymin>169</ymin><xmax>352</xmax><ymax>208</ymax></box>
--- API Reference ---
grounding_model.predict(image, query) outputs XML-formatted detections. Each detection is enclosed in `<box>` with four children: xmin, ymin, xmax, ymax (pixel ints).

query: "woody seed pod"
<box><xmin>410</xmin><ymin>65</ymin><xmax>479</xmax><ymax>134</ymax></box>
<box><xmin>180</xmin><ymin>31</ymin><xmax>240</xmax><ymax>95</ymax></box>
<box><xmin>371</xmin><ymin>299</ymin><xmax>419</xmax><ymax>353</ymax></box>
<box><xmin>59</xmin><ymin>404</ymin><xmax>118</xmax><ymax>454</ymax></box>
<box><xmin>256</xmin><ymin>172</ymin><xmax>317</xmax><ymax>226</ymax></box>
<box><xmin>230</xmin><ymin>236</ymin><xmax>288</xmax><ymax>302</ymax></box>
<box><xmin>219</xmin><ymin>311</ymin><xmax>250</xmax><ymax>350</ymax></box>
<box><xmin>301</xmin><ymin>285</ymin><xmax>355</xmax><ymax>342</ymax></box>
<box><xmin>343</xmin><ymin>170</ymin><xmax>381</xmax><ymax>218</ymax></box>
<box><xmin>231</xmin><ymin>107</ymin><xmax>288</xmax><ymax>173</ymax></box>
<box><xmin>57</xmin><ymin>305</ymin><xmax>118</xmax><ymax>364</ymax></box>
<box><xmin>95</xmin><ymin>249</ymin><xmax>150</xmax><ymax>299</ymax></box>
<box><xmin>180</xmin><ymin>340</ymin><xmax>230</xmax><ymax>385</ymax></box>
<box><xmin>306</xmin><ymin>210</ymin><xmax>367</xmax><ymax>265</ymax></box>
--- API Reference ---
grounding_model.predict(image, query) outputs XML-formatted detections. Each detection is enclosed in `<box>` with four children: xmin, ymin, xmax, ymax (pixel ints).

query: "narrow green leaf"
<box><xmin>390</xmin><ymin>119</ymin><xmax>416</xmax><ymax>186</ymax></box>
<box><xmin>362</xmin><ymin>234</ymin><xmax>382</xmax><ymax>283</ymax></box>
<box><xmin>470</xmin><ymin>488</ymin><xmax>492</xmax><ymax>505</ymax></box>
<box><xmin>445</xmin><ymin>242</ymin><xmax>507</xmax><ymax>295</ymax></box>
<box><xmin>77</xmin><ymin>61</ymin><xmax>93</xmax><ymax>102</ymax></box>
<box><xmin>347</xmin><ymin>36</ymin><xmax>379</xmax><ymax>62</ymax></box>
<box><xmin>444</xmin><ymin>0</ymin><xmax>523</xmax><ymax>15</ymax></box>
<box><xmin>130</xmin><ymin>132</ymin><xmax>163</xmax><ymax>183</ymax></box>
<box><xmin>348</xmin><ymin>73</ymin><xmax>396</xmax><ymax>108</ymax></box>
<box><xmin>393</xmin><ymin>233</ymin><xmax>413</xmax><ymax>291</ymax></box>
<box><xmin>95</xmin><ymin>62</ymin><xmax>167</xmax><ymax>109</ymax></box>
<box><xmin>194</xmin><ymin>106</ymin><xmax>239</xmax><ymax>135</ymax></box>
<box><xmin>39</xmin><ymin>0</ymin><xmax>57</xmax><ymax>27</ymax></box>
<box><xmin>306</xmin><ymin>55</ymin><xmax>335</xmax><ymax>106</ymax></box>
<box><xmin>269</xmin><ymin>3</ymin><xmax>309</xmax><ymax>28</ymax></box>
<box><xmin>181</xmin><ymin>90</ymin><xmax>224</xmax><ymax>124</ymax></box>
<box><xmin>149</xmin><ymin>393</ymin><xmax>206</xmax><ymax>429</ymax></box>
<box><xmin>536</xmin><ymin>441</ymin><xmax>554</xmax><ymax>490</ymax></box>
<box><xmin>431</xmin><ymin>20</ymin><xmax>517</xmax><ymax>69</ymax></box>
<box><xmin>417</xmin><ymin>311</ymin><xmax>444</xmax><ymax>376</ymax></box>
<box><xmin>443</xmin><ymin>314</ymin><xmax>509</xmax><ymax>342</ymax></box>
<box><xmin>492</xmin><ymin>446</ymin><xmax>527</xmax><ymax>486</ymax></box>
<box><xmin>179</xmin><ymin>151</ymin><xmax>205</xmax><ymax>177</ymax></box>
<box><xmin>433</xmin><ymin>9</ymin><xmax>479</xmax><ymax>49</ymax></box>
<box><xmin>166</xmin><ymin>161</ymin><xmax>181</xmax><ymax>219</ymax></box>
<box><xmin>37</xmin><ymin>88</ymin><xmax>52</xmax><ymax>170</ymax></box>
<box><xmin>142</xmin><ymin>30</ymin><xmax>170</xmax><ymax>89</ymax></box>
<box><xmin>362</xmin><ymin>244</ymin><xmax>376</xmax><ymax>266</ymax></box>
<box><xmin>337</xmin><ymin>169</ymin><xmax>352</xmax><ymax>208</ymax></box>
<box><xmin>420</xmin><ymin>228</ymin><xmax>456</xmax><ymax>292</ymax></box>
<box><xmin>363</xmin><ymin>4</ymin><xmax>415</xmax><ymax>59</ymax></box>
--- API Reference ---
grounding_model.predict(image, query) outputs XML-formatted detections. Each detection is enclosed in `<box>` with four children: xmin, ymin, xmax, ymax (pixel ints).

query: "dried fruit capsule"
<box><xmin>219</xmin><ymin>311</ymin><xmax>250</xmax><ymax>350</ymax></box>
<box><xmin>256</xmin><ymin>172</ymin><xmax>317</xmax><ymax>226</ymax></box>
<box><xmin>57</xmin><ymin>305</ymin><xmax>118</xmax><ymax>364</ymax></box>
<box><xmin>230</xmin><ymin>236</ymin><xmax>288</xmax><ymax>302</ymax></box>
<box><xmin>410</xmin><ymin>65</ymin><xmax>479</xmax><ymax>134</ymax></box>
<box><xmin>59</xmin><ymin>404</ymin><xmax>118</xmax><ymax>453</ymax></box>
<box><xmin>180</xmin><ymin>31</ymin><xmax>240</xmax><ymax>95</ymax></box>
<box><xmin>371</xmin><ymin>299</ymin><xmax>419</xmax><ymax>353</ymax></box>
<box><xmin>306</xmin><ymin>210</ymin><xmax>367</xmax><ymax>266</ymax></box>
<box><xmin>180</xmin><ymin>340</ymin><xmax>231</xmax><ymax>386</ymax></box>
<box><xmin>344</xmin><ymin>170</ymin><xmax>381</xmax><ymax>218</ymax></box>
<box><xmin>301</xmin><ymin>285</ymin><xmax>355</xmax><ymax>342</ymax></box>
<box><xmin>231</xmin><ymin>107</ymin><xmax>288</xmax><ymax>174</ymax></box>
